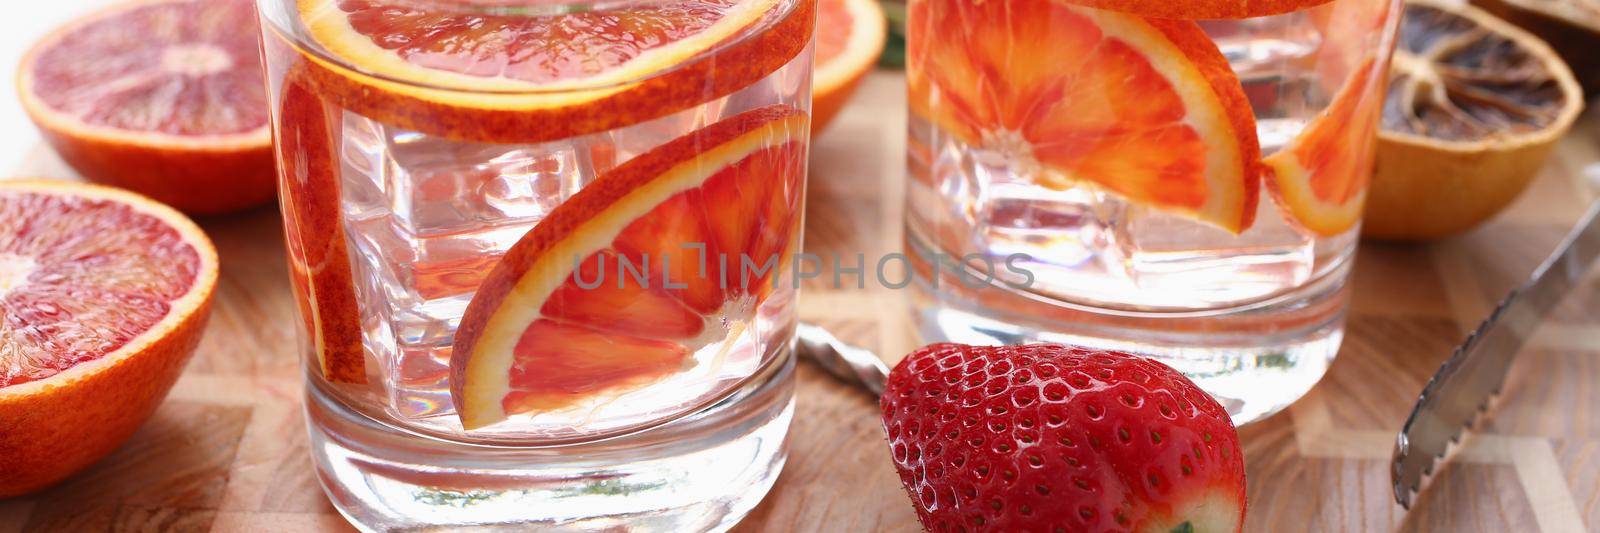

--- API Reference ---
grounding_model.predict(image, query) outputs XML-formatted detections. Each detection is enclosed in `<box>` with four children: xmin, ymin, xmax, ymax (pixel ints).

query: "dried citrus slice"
<box><xmin>1055</xmin><ymin>0</ymin><xmax>1335</xmax><ymax>19</ymax></box>
<box><xmin>288</xmin><ymin>0</ymin><xmax>813</xmax><ymax>144</ymax></box>
<box><xmin>451</xmin><ymin>106</ymin><xmax>807</xmax><ymax>430</ymax></box>
<box><xmin>812</xmin><ymin>0</ymin><xmax>887</xmax><ymax>133</ymax></box>
<box><xmin>0</xmin><ymin>180</ymin><xmax>217</xmax><ymax>496</ymax></box>
<box><xmin>275</xmin><ymin>68</ymin><xmax>366</xmax><ymax>384</ymax></box>
<box><xmin>1477</xmin><ymin>0</ymin><xmax>1600</xmax><ymax>93</ymax></box>
<box><xmin>1363</xmin><ymin>1</ymin><xmax>1583</xmax><ymax>240</ymax></box>
<box><xmin>907</xmin><ymin>0</ymin><xmax>1262</xmax><ymax>232</ymax></box>
<box><xmin>17</xmin><ymin>0</ymin><xmax>275</xmax><ymax>216</ymax></box>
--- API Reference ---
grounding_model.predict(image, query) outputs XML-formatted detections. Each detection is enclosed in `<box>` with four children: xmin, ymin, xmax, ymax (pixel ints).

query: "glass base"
<box><xmin>908</xmin><ymin>235</ymin><xmax>1349</xmax><ymax>425</ymax></box>
<box><xmin>305</xmin><ymin>350</ymin><xmax>795</xmax><ymax>532</ymax></box>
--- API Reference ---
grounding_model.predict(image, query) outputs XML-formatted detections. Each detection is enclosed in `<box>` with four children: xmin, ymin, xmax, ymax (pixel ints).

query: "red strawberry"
<box><xmin>881</xmin><ymin>344</ymin><xmax>1245</xmax><ymax>532</ymax></box>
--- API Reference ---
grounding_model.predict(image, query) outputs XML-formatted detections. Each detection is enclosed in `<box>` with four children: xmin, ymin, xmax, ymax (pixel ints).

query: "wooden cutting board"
<box><xmin>3</xmin><ymin>72</ymin><xmax>1599</xmax><ymax>532</ymax></box>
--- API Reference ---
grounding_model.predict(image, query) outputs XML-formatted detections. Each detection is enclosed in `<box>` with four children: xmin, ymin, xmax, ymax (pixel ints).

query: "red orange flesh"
<box><xmin>17</xmin><ymin>0</ymin><xmax>274</xmax><ymax>215</ymax></box>
<box><xmin>451</xmin><ymin>106</ymin><xmax>809</xmax><ymax>430</ymax></box>
<box><xmin>0</xmin><ymin>180</ymin><xmax>217</xmax><ymax>497</ymax></box>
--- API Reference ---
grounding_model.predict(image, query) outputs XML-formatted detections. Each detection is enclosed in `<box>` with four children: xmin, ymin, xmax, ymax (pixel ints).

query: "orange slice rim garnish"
<box><xmin>285</xmin><ymin>0</ymin><xmax>814</xmax><ymax>144</ymax></box>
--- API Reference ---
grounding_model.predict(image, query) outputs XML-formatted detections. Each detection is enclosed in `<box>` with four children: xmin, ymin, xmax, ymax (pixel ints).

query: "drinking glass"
<box><xmin>256</xmin><ymin>0</ymin><xmax>813</xmax><ymax>529</ymax></box>
<box><xmin>905</xmin><ymin>0</ymin><xmax>1401</xmax><ymax>424</ymax></box>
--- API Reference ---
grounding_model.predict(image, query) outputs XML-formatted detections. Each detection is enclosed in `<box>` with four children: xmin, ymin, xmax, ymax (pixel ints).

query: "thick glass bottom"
<box><xmin>305</xmin><ymin>350</ymin><xmax>795</xmax><ymax>532</ymax></box>
<box><xmin>907</xmin><ymin>233</ymin><xmax>1348</xmax><ymax>425</ymax></box>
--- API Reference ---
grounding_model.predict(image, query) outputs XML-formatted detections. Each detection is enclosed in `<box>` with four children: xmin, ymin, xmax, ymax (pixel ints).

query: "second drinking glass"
<box><xmin>905</xmin><ymin>0</ymin><xmax>1401</xmax><ymax>423</ymax></box>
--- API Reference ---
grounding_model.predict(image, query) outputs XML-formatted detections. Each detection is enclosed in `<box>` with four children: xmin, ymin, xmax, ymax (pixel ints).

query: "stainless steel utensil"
<box><xmin>795</xmin><ymin>323</ymin><xmax>888</xmax><ymax>396</ymax></box>
<box><xmin>1392</xmin><ymin>199</ymin><xmax>1600</xmax><ymax>508</ymax></box>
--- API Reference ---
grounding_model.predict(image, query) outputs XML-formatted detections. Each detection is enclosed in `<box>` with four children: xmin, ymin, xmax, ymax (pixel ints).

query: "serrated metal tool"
<box><xmin>1392</xmin><ymin>199</ymin><xmax>1600</xmax><ymax>508</ymax></box>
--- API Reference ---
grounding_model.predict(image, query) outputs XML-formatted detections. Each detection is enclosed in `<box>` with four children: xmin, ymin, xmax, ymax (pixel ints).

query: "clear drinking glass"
<box><xmin>905</xmin><ymin>0</ymin><xmax>1400</xmax><ymax>424</ymax></box>
<box><xmin>256</xmin><ymin>0</ymin><xmax>813</xmax><ymax>529</ymax></box>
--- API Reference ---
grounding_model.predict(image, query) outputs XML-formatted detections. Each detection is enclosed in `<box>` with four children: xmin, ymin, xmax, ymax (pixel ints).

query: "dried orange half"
<box><xmin>451</xmin><ymin>106</ymin><xmax>808</xmax><ymax>430</ymax></box>
<box><xmin>907</xmin><ymin>0</ymin><xmax>1262</xmax><ymax>232</ymax></box>
<box><xmin>1362</xmin><ymin>1</ymin><xmax>1583</xmax><ymax>240</ymax></box>
<box><xmin>1055</xmin><ymin>0</ymin><xmax>1334</xmax><ymax>20</ymax></box>
<box><xmin>290</xmin><ymin>0</ymin><xmax>813</xmax><ymax>143</ymax></box>
<box><xmin>1</xmin><ymin>180</ymin><xmax>217</xmax><ymax>496</ymax></box>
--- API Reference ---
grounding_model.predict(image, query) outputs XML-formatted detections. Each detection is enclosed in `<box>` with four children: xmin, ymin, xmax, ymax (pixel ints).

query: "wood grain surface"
<box><xmin>3</xmin><ymin>72</ymin><xmax>1599</xmax><ymax>532</ymax></box>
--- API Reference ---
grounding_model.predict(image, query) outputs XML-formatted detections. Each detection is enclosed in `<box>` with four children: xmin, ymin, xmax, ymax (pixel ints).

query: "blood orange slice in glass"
<box><xmin>17</xmin><ymin>0</ymin><xmax>274</xmax><ymax>215</ymax></box>
<box><xmin>908</xmin><ymin>0</ymin><xmax>1263</xmax><ymax>232</ymax></box>
<box><xmin>285</xmin><ymin>0</ymin><xmax>814</xmax><ymax>143</ymax></box>
<box><xmin>276</xmin><ymin>69</ymin><xmax>366</xmax><ymax>384</ymax></box>
<box><xmin>0</xmin><ymin>180</ymin><xmax>218</xmax><ymax>496</ymax></box>
<box><xmin>451</xmin><ymin>106</ymin><xmax>808</xmax><ymax>430</ymax></box>
<box><xmin>1264</xmin><ymin>0</ymin><xmax>1398</xmax><ymax>237</ymax></box>
<box><xmin>1263</xmin><ymin>58</ymin><xmax>1388</xmax><ymax>237</ymax></box>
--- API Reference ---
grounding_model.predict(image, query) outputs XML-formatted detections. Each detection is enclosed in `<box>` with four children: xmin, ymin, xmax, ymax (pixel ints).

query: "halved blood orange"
<box><xmin>811</xmin><ymin>0</ymin><xmax>887</xmax><ymax>133</ymax></box>
<box><xmin>451</xmin><ymin>106</ymin><xmax>808</xmax><ymax>430</ymax></box>
<box><xmin>1263</xmin><ymin>55</ymin><xmax>1390</xmax><ymax>236</ymax></box>
<box><xmin>0</xmin><ymin>179</ymin><xmax>217</xmax><ymax>497</ymax></box>
<box><xmin>907</xmin><ymin>0</ymin><xmax>1262</xmax><ymax>232</ymax></box>
<box><xmin>287</xmin><ymin>0</ymin><xmax>813</xmax><ymax>144</ymax></box>
<box><xmin>17</xmin><ymin>0</ymin><xmax>275</xmax><ymax>216</ymax></box>
<box><xmin>1057</xmin><ymin>0</ymin><xmax>1335</xmax><ymax>19</ymax></box>
<box><xmin>275</xmin><ymin>68</ymin><xmax>366</xmax><ymax>384</ymax></box>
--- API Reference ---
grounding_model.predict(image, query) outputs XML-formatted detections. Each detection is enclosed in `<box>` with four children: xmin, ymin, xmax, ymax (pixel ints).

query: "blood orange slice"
<box><xmin>1263</xmin><ymin>55</ymin><xmax>1391</xmax><ymax>236</ymax></box>
<box><xmin>17</xmin><ymin>0</ymin><xmax>275</xmax><ymax>216</ymax></box>
<box><xmin>451</xmin><ymin>106</ymin><xmax>808</xmax><ymax>430</ymax></box>
<box><xmin>907</xmin><ymin>0</ymin><xmax>1262</xmax><ymax>232</ymax></box>
<box><xmin>0</xmin><ymin>180</ymin><xmax>218</xmax><ymax>496</ymax></box>
<box><xmin>275</xmin><ymin>69</ymin><xmax>366</xmax><ymax>384</ymax></box>
<box><xmin>1057</xmin><ymin>0</ymin><xmax>1335</xmax><ymax>19</ymax></box>
<box><xmin>287</xmin><ymin>0</ymin><xmax>813</xmax><ymax>144</ymax></box>
<box><xmin>812</xmin><ymin>0</ymin><xmax>887</xmax><ymax>133</ymax></box>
